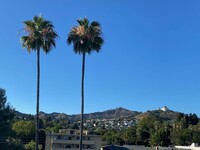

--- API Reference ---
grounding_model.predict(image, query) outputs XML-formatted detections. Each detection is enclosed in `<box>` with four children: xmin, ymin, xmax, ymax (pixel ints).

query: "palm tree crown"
<box><xmin>21</xmin><ymin>15</ymin><xmax>58</xmax><ymax>52</ymax></box>
<box><xmin>67</xmin><ymin>18</ymin><xmax>104</xmax><ymax>54</ymax></box>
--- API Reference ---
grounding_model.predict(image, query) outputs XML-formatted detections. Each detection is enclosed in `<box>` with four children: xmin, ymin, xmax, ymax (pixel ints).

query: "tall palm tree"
<box><xmin>67</xmin><ymin>18</ymin><xmax>104</xmax><ymax>150</ymax></box>
<box><xmin>20</xmin><ymin>15</ymin><xmax>58</xmax><ymax>150</ymax></box>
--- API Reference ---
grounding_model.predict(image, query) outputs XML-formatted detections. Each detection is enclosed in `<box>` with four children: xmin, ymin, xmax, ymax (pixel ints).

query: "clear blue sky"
<box><xmin>1</xmin><ymin>0</ymin><xmax>200</xmax><ymax>116</ymax></box>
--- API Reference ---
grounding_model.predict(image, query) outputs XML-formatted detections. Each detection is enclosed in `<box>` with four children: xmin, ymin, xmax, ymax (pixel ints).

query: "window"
<box><xmin>64</xmin><ymin>136</ymin><xmax>68</xmax><ymax>140</ymax></box>
<box><xmin>70</xmin><ymin>130</ymin><xmax>74</xmax><ymax>134</ymax></box>
<box><xmin>65</xmin><ymin>145</ymin><xmax>71</xmax><ymax>148</ymax></box>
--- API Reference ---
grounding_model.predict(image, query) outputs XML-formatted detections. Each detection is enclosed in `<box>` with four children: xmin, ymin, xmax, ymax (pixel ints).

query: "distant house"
<box><xmin>45</xmin><ymin>129</ymin><xmax>102</xmax><ymax>150</ymax></box>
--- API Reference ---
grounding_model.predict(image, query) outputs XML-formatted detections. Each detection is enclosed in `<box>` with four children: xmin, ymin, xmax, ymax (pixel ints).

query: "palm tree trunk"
<box><xmin>79</xmin><ymin>52</ymin><xmax>85</xmax><ymax>150</ymax></box>
<box><xmin>35</xmin><ymin>48</ymin><xmax>40</xmax><ymax>150</ymax></box>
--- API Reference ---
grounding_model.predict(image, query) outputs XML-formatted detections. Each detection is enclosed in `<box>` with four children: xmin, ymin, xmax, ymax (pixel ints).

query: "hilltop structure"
<box><xmin>158</xmin><ymin>106</ymin><xmax>169</xmax><ymax>112</ymax></box>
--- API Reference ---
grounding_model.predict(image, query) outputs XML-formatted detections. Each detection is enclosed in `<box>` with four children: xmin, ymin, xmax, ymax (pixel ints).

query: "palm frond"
<box><xmin>21</xmin><ymin>15</ymin><xmax>58</xmax><ymax>53</ymax></box>
<box><xmin>67</xmin><ymin>18</ymin><xmax>104</xmax><ymax>54</ymax></box>
<box><xmin>91</xmin><ymin>21</ymin><xmax>101</xmax><ymax>28</ymax></box>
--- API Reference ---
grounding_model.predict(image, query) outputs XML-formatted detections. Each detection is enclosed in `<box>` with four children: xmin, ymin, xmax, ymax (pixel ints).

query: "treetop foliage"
<box><xmin>21</xmin><ymin>15</ymin><xmax>58</xmax><ymax>52</ymax></box>
<box><xmin>67</xmin><ymin>18</ymin><xmax>104</xmax><ymax>54</ymax></box>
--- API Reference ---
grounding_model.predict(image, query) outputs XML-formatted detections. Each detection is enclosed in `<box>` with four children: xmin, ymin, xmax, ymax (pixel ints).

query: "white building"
<box><xmin>45</xmin><ymin>129</ymin><xmax>102</xmax><ymax>150</ymax></box>
<box><xmin>158</xmin><ymin>106</ymin><xmax>169</xmax><ymax>112</ymax></box>
<box><xmin>175</xmin><ymin>143</ymin><xmax>200</xmax><ymax>150</ymax></box>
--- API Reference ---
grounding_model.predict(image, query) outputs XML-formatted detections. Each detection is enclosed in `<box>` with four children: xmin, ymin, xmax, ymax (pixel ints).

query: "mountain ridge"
<box><xmin>15</xmin><ymin>106</ymin><xmax>190</xmax><ymax>122</ymax></box>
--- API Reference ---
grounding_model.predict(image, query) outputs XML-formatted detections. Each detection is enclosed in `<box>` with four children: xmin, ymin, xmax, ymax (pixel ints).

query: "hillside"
<box><xmin>14</xmin><ymin>107</ymin><xmax>199</xmax><ymax>130</ymax></box>
<box><xmin>37</xmin><ymin>107</ymin><xmax>141</xmax><ymax>121</ymax></box>
<box><xmin>136</xmin><ymin>109</ymin><xmax>180</xmax><ymax>122</ymax></box>
<box><xmin>84</xmin><ymin>107</ymin><xmax>140</xmax><ymax>119</ymax></box>
<box><xmin>15</xmin><ymin>107</ymin><xmax>183</xmax><ymax>122</ymax></box>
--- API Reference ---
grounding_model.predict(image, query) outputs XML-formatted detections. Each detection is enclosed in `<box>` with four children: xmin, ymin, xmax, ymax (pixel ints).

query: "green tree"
<box><xmin>102</xmin><ymin>129</ymin><xmax>123</xmax><ymax>145</ymax></box>
<box><xmin>0</xmin><ymin>88</ymin><xmax>14</xmax><ymax>136</ymax></box>
<box><xmin>188</xmin><ymin>113</ymin><xmax>199</xmax><ymax>125</ymax></box>
<box><xmin>20</xmin><ymin>15</ymin><xmax>58</xmax><ymax>150</ymax></box>
<box><xmin>171</xmin><ymin>117</ymin><xmax>193</xmax><ymax>146</ymax></box>
<box><xmin>136</xmin><ymin>115</ymin><xmax>160</xmax><ymax>146</ymax></box>
<box><xmin>122</xmin><ymin>126</ymin><xmax>137</xmax><ymax>145</ymax></box>
<box><xmin>0</xmin><ymin>88</ymin><xmax>15</xmax><ymax>149</ymax></box>
<box><xmin>191</xmin><ymin>125</ymin><xmax>200</xmax><ymax>144</ymax></box>
<box><xmin>12</xmin><ymin>120</ymin><xmax>35</xmax><ymax>139</ymax></box>
<box><xmin>150</xmin><ymin>123</ymin><xmax>171</xmax><ymax>147</ymax></box>
<box><xmin>67</xmin><ymin>18</ymin><xmax>104</xmax><ymax>150</ymax></box>
<box><xmin>24</xmin><ymin>140</ymin><xmax>42</xmax><ymax>150</ymax></box>
<box><xmin>171</xmin><ymin>127</ymin><xmax>191</xmax><ymax>146</ymax></box>
<box><xmin>24</xmin><ymin>140</ymin><xmax>35</xmax><ymax>150</ymax></box>
<box><xmin>176</xmin><ymin>113</ymin><xmax>199</xmax><ymax>128</ymax></box>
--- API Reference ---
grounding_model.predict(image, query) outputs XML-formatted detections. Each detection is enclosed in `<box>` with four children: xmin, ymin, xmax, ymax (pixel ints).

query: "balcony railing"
<box><xmin>53</xmin><ymin>139</ymin><xmax>95</xmax><ymax>145</ymax></box>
